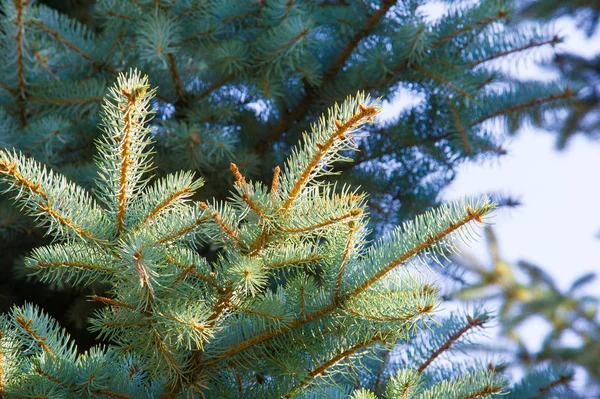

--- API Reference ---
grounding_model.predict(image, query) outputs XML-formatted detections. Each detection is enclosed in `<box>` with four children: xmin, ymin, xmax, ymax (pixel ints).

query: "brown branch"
<box><xmin>40</xmin><ymin>203</ymin><xmax>102</xmax><ymax>242</ymax></box>
<box><xmin>36</xmin><ymin>260</ymin><xmax>114</xmax><ymax>272</ymax></box>
<box><xmin>373</xmin><ymin>347</ymin><xmax>391</xmax><ymax>393</ymax></box>
<box><xmin>271</xmin><ymin>166</ymin><xmax>281</xmax><ymax>196</ymax></box>
<box><xmin>117</xmin><ymin>86</ymin><xmax>144</xmax><ymax>232</ymax></box>
<box><xmin>264</xmin><ymin>253</ymin><xmax>321</xmax><ymax>269</ymax></box>
<box><xmin>167</xmin><ymin>53</ymin><xmax>186</xmax><ymax>106</ymax></box>
<box><xmin>200</xmin><ymin>302</ymin><xmax>338</xmax><ymax>368</ymax></box>
<box><xmin>93</xmin><ymin>389</ymin><xmax>134</xmax><ymax>399</ymax></box>
<box><xmin>176</xmin><ymin>0</ymin><xmax>202</xmax><ymax>20</ymax></box>
<box><xmin>417</xmin><ymin>315</ymin><xmax>485</xmax><ymax>373</ymax></box>
<box><xmin>280</xmin><ymin>104</ymin><xmax>378</xmax><ymax>213</ymax></box>
<box><xmin>227</xmin><ymin>302</ymin><xmax>283</xmax><ymax>321</ymax></box>
<box><xmin>31</xmin><ymin>20</ymin><xmax>112</xmax><ymax>73</ymax></box>
<box><xmin>166</xmin><ymin>256</ymin><xmax>221</xmax><ymax>290</ymax></box>
<box><xmin>531</xmin><ymin>374</ymin><xmax>571</xmax><ymax>399</ymax></box>
<box><xmin>15</xmin><ymin>315</ymin><xmax>56</xmax><ymax>359</ymax></box>
<box><xmin>431</xmin><ymin>9</ymin><xmax>507</xmax><ymax>49</ymax></box>
<box><xmin>253</xmin><ymin>0</ymin><xmax>394</xmax><ymax>153</ymax></box>
<box><xmin>322</xmin><ymin>0</ymin><xmax>395</xmax><ymax>83</ymax></box>
<box><xmin>334</xmin><ymin>225</ymin><xmax>356</xmax><ymax>299</ymax></box>
<box><xmin>279</xmin><ymin>209</ymin><xmax>362</xmax><ymax>233</ymax></box>
<box><xmin>471</xmin><ymin>87</ymin><xmax>574</xmax><ymax>126</ymax></box>
<box><xmin>467</xmin><ymin>36</ymin><xmax>560</xmax><ymax>68</ymax></box>
<box><xmin>344</xmin><ymin>306</ymin><xmax>428</xmax><ymax>323</ymax></box>
<box><xmin>459</xmin><ymin>385</ymin><xmax>503</xmax><ymax>399</ymax></box>
<box><xmin>348</xmin><ymin>206</ymin><xmax>487</xmax><ymax>300</ymax></box>
<box><xmin>199</xmin><ymin>202</ymin><xmax>241</xmax><ymax>245</ymax></box>
<box><xmin>35</xmin><ymin>366</ymin><xmax>74</xmax><ymax>391</ymax></box>
<box><xmin>412</xmin><ymin>64</ymin><xmax>470</xmax><ymax>98</ymax></box>
<box><xmin>92</xmin><ymin>295</ymin><xmax>136</xmax><ymax>310</ymax></box>
<box><xmin>176</xmin><ymin>27</ymin><xmax>215</xmax><ymax>45</ymax></box>
<box><xmin>0</xmin><ymin>159</ymin><xmax>47</xmax><ymax>200</ymax></box>
<box><xmin>447</xmin><ymin>97</ymin><xmax>471</xmax><ymax>154</ymax></box>
<box><xmin>283</xmin><ymin>335</ymin><xmax>382</xmax><ymax>398</ymax></box>
<box><xmin>197</xmin><ymin>74</ymin><xmax>234</xmax><ymax>100</ymax></box>
<box><xmin>273</xmin><ymin>27</ymin><xmax>310</xmax><ymax>57</ymax></box>
<box><xmin>168</xmin><ymin>262</ymin><xmax>198</xmax><ymax>288</ymax></box>
<box><xmin>104</xmin><ymin>10</ymin><xmax>136</xmax><ymax>22</ymax></box>
<box><xmin>156</xmin><ymin>214</ymin><xmax>210</xmax><ymax>244</ymax></box>
<box><xmin>14</xmin><ymin>0</ymin><xmax>27</xmax><ymax>127</ymax></box>
<box><xmin>139</xmin><ymin>186</ymin><xmax>191</xmax><ymax>228</ymax></box>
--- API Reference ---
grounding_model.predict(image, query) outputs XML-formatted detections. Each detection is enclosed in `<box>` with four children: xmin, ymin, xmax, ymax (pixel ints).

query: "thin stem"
<box><xmin>282</xmin><ymin>335</ymin><xmax>383</xmax><ymax>398</ymax></box>
<box><xmin>467</xmin><ymin>36</ymin><xmax>560</xmax><ymax>68</ymax></box>
<box><xmin>447</xmin><ymin>97</ymin><xmax>471</xmax><ymax>154</ymax></box>
<box><xmin>471</xmin><ymin>88</ymin><xmax>574</xmax><ymax>126</ymax></box>
<box><xmin>531</xmin><ymin>374</ymin><xmax>571</xmax><ymax>399</ymax></box>
<box><xmin>417</xmin><ymin>315</ymin><xmax>484</xmax><ymax>373</ymax></box>
<box><xmin>14</xmin><ymin>0</ymin><xmax>27</xmax><ymax>127</ymax></box>
<box><xmin>412</xmin><ymin>64</ymin><xmax>470</xmax><ymax>98</ymax></box>
<box><xmin>254</xmin><ymin>0</ymin><xmax>394</xmax><ymax>153</ymax></box>
<box><xmin>280</xmin><ymin>104</ymin><xmax>378</xmax><ymax>213</ymax></box>
<box><xmin>15</xmin><ymin>315</ymin><xmax>56</xmax><ymax>359</ymax></box>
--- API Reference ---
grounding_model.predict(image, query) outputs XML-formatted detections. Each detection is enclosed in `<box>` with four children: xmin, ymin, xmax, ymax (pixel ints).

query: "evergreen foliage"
<box><xmin>0</xmin><ymin>70</ymin><xmax>573</xmax><ymax>399</ymax></box>
<box><xmin>0</xmin><ymin>0</ymin><xmax>577</xmax><ymax>339</ymax></box>
<box><xmin>0</xmin><ymin>0</ymin><xmax>575</xmax><ymax>232</ymax></box>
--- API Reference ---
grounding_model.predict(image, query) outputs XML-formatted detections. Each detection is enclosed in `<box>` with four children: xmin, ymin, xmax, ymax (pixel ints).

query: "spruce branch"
<box><xmin>447</xmin><ymin>97</ymin><xmax>471</xmax><ymax>154</ymax></box>
<box><xmin>0</xmin><ymin>151</ymin><xmax>109</xmax><ymax>243</ymax></box>
<box><xmin>412</xmin><ymin>64</ymin><xmax>470</xmax><ymax>98</ymax></box>
<box><xmin>471</xmin><ymin>87</ymin><xmax>575</xmax><ymax>126</ymax></box>
<box><xmin>432</xmin><ymin>8</ymin><xmax>508</xmax><ymax>49</ymax></box>
<box><xmin>467</xmin><ymin>35</ymin><xmax>561</xmax><ymax>68</ymax></box>
<box><xmin>531</xmin><ymin>374</ymin><xmax>571</xmax><ymax>399</ymax></box>
<box><xmin>416</xmin><ymin>314</ymin><xmax>487</xmax><ymax>373</ymax></box>
<box><xmin>0</xmin><ymin>70</ymin><xmax>519</xmax><ymax>398</ymax></box>
<box><xmin>14</xmin><ymin>0</ymin><xmax>27</xmax><ymax>127</ymax></box>
<box><xmin>279</xmin><ymin>94</ymin><xmax>380</xmax><ymax>213</ymax></box>
<box><xmin>282</xmin><ymin>334</ymin><xmax>384</xmax><ymax>399</ymax></box>
<box><xmin>254</xmin><ymin>0</ymin><xmax>395</xmax><ymax>153</ymax></box>
<box><xmin>95</xmin><ymin>70</ymin><xmax>156</xmax><ymax>233</ymax></box>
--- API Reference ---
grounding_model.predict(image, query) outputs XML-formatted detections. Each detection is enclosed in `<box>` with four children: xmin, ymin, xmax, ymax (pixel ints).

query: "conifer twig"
<box><xmin>447</xmin><ymin>97</ymin><xmax>471</xmax><ymax>153</ymax></box>
<box><xmin>254</xmin><ymin>0</ymin><xmax>394</xmax><ymax>153</ymax></box>
<box><xmin>467</xmin><ymin>36</ymin><xmax>560</xmax><ymax>68</ymax></box>
<box><xmin>348</xmin><ymin>206</ymin><xmax>487</xmax><ymax>299</ymax></box>
<box><xmin>412</xmin><ymin>64</ymin><xmax>470</xmax><ymax>98</ymax></box>
<box><xmin>459</xmin><ymin>385</ymin><xmax>503</xmax><ymax>399</ymax></box>
<box><xmin>14</xmin><ymin>0</ymin><xmax>27</xmax><ymax>127</ymax></box>
<box><xmin>471</xmin><ymin>88</ymin><xmax>574</xmax><ymax>126</ymax></box>
<box><xmin>282</xmin><ymin>334</ymin><xmax>384</xmax><ymax>398</ymax></box>
<box><xmin>280</xmin><ymin>104</ymin><xmax>378</xmax><ymax>213</ymax></box>
<box><xmin>202</xmin><ymin>202</ymin><xmax>490</xmax><ymax>366</ymax></box>
<box><xmin>416</xmin><ymin>315</ymin><xmax>485</xmax><ymax>373</ymax></box>
<box><xmin>14</xmin><ymin>315</ymin><xmax>55</xmax><ymax>360</ymax></box>
<box><xmin>531</xmin><ymin>374</ymin><xmax>571</xmax><ymax>399</ymax></box>
<box><xmin>117</xmin><ymin>86</ymin><xmax>145</xmax><ymax>232</ymax></box>
<box><xmin>167</xmin><ymin>53</ymin><xmax>186</xmax><ymax>105</ymax></box>
<box><xmin>431</xmin><ymin>9</ymin><xmax>507</xmax><ymax>49</ymax></box>
<box><xmin>335</xmin><ymin>224</ymin><xmax>357</xmax><ymax>299</ymax></box>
